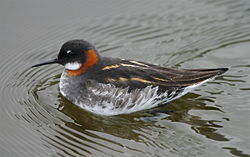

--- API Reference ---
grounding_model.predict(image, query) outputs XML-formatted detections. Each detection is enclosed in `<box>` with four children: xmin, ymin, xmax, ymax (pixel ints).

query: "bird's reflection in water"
<box><xmin>57</xmin><ymin>92</ymin><xmax>229</xmax><ymax>142</ymax></box>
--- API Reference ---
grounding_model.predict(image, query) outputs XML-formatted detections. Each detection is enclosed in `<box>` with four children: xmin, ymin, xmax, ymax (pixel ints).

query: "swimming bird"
<box><xmin>32</xmin><ymin>40</ymin><xmax>228</xmax><ymax>115</ymax></box>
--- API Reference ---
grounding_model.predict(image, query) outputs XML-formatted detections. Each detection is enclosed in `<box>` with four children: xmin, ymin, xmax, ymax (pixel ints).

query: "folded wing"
<box><xmin>90</xmin><ymin>58</ymin><xmax>228</xmax><ymax>91</ymax></box>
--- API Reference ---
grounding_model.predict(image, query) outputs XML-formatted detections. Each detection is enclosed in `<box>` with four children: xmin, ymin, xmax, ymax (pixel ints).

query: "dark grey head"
<box><xmin>31</xmin><ymin>40</ymin><xmax>98</xmax><ymax>67</ymax></box>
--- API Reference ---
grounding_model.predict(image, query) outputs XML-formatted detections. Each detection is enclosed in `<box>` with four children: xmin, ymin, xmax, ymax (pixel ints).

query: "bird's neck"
<box><xmin>65</xmin><ymin>49</ymin><xmax>101</xmax><ymax>77</ymax></box>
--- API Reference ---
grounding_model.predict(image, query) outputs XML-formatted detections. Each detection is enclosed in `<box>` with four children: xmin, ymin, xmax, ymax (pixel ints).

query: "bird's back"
<box><xmin>85</xmin><ymin>57</ymin><xmax>227</xmax><ymax>92</ymax></box>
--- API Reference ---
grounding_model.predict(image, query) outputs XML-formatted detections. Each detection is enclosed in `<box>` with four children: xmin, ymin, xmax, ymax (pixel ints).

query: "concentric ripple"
<box><xmin>0</xmin><ymin>0</ymin><xmax>249</xmax><ymax>156</ymax></box>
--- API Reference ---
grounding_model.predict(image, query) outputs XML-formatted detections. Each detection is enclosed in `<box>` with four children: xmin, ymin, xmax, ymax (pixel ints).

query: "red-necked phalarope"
<box><xmin>32</xmin><ymin>40</ymin><xmax>228</xmax><ymax>115</ymax></box>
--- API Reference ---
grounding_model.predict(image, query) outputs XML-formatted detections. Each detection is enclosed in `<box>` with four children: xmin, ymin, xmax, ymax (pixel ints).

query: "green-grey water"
<box><xmin>0</xmin><ymin>0</ymin><xmax>249</xmax><ymax>156</ymax></box>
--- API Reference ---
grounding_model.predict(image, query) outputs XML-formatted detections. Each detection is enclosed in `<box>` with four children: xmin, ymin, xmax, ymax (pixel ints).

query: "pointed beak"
<box><xmin>31</xmin><ymin>58</ymin><xmax>59</xmax><ymax>68</ymax></box>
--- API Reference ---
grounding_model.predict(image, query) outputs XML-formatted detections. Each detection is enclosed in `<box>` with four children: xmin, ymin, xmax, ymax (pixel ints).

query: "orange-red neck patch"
<box><xmin>65</xmin><ymin>49</ymin><xmax>99</xmax><ymax>77</ymax></box>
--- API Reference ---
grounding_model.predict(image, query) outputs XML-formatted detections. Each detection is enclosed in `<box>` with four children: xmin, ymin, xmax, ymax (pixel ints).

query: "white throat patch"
<box><xmin>65</xmin><ymin>62</ymin><xmax>81</xmax><ymax>70</ymax></box>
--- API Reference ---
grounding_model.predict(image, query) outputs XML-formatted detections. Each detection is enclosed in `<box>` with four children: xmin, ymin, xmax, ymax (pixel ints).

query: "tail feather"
<box><xmin>175</xmin><ymin>68</ymin><xmax>228</xmax><ymax>86</ymax></box>
<box><xmin>155</xmin><ymin>68</ymin><xmax>228</xmax><ymax>89</ymax></box>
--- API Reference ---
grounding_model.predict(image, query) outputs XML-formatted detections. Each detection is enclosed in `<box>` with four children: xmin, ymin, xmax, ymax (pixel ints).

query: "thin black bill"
<box><xmin>31</xmin><ymin>58</ymin><xmax>59</xmax><ymax>68</ymax></box>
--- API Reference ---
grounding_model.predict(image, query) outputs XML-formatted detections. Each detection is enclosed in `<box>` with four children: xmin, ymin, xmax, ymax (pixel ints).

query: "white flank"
<box><xmin>65</xmin><ymin>62</ymin><xmax>81</xmax><ymax>70</ymax></box>
<box><xmin>168</xmin><ymin>77</ymin><xmax>215</xmax><ymax>103</ymax></box>
<box><xmin>60</xmin><ymin>73</ymin><xmax>217</xmax><ymax>116</ymax></box>
<box><xmin>87</xmin><ymin>77</ymin><xmax>215</xmax><ymax>115</ymax></box>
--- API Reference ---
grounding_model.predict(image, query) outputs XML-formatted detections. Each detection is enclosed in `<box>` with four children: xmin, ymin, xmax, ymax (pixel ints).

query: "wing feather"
<box><xmin>88</xmin><ymin>58</ymin><xmax>228</xmax><ymax>91</ymax></box>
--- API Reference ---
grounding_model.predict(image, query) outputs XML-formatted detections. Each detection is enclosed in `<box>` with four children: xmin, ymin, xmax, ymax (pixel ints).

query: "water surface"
<box><xmin>0</xmin><ymin>0</ymin><xmax>249</xmax><ymax>156</ymax></box>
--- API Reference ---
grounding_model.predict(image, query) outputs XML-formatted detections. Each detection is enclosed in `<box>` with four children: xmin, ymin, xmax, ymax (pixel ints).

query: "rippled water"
<box><xmin>0</xmin><ymin>0</ymin><xmax>250</xmax><ymax>156</ymax></box>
